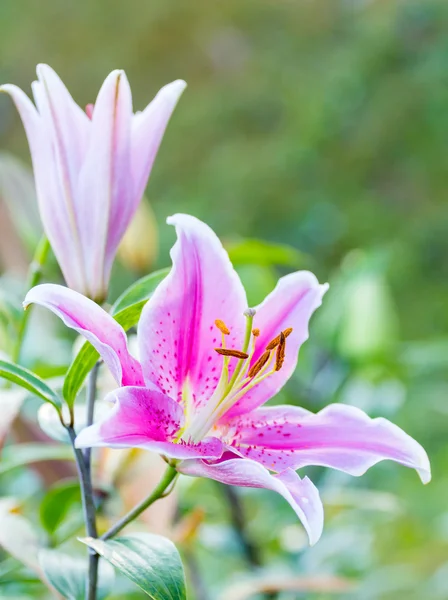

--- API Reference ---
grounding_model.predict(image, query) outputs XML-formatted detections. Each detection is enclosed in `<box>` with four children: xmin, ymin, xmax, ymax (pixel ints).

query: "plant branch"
<box><xmin>83</xmin><ymin>362</ymin><xmax>100</xmax><ymax>467</ymax></box>
<box><xmin>101</xmin><ymin>464</ymin><xmax>178</xmax><ymax>541</ymax></box>
<box><xmin>66</xmin><ymin>425</ymin><xmax>98</xmax><ymax>600</ymax></box>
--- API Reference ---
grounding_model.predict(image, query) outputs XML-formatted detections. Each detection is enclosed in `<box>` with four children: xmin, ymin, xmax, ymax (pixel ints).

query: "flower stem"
<box><xmin>101</xmin><ymin>465</ymin><xmax>178</xmax><ymax>541</ymax></box>
<box><xmin>14</xmin><ymin>236</ymin><xmax>51</xmax><ymax>363</ymax></box>
<box><xmin>84</xmin><ymin>362</ymin><xmax>100</xmax><ymax>468</ymax></box>
<box><xmin>66</xmin><ymin>425</ymin><xmax>98</xmax><ymax>600</ymax></box>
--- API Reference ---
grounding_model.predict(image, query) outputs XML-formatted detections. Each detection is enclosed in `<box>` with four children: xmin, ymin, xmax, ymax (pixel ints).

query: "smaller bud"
<box><xmin>252</xmin><ymin>328</ymin><xmax>260</xmax><ymax>337</ymax></box>
<box><xmin>215</xmin><ymin>348</ymin><xmax>249</xmax><ymax>359</ymax></box>
<box><xmin>215</xmin><ymin>319</ymin><xmax>230</xmax><ymax>335</ymax></box>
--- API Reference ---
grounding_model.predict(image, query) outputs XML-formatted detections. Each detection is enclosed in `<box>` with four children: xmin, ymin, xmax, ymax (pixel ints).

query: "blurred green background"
<box><xmin>0</xmin><ymin>0</ymin><xmax>447</xmax><ymax>599</ymax></box>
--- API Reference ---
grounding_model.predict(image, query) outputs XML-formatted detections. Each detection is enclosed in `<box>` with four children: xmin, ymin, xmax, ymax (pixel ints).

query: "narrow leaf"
<box><xmin>111</xmin><ymin>268</ymin><xmax>169</xmax><ymax>314</ymax></box>
<box><xmin>80</xmin><ymin>533</ymin><xmax>186</xmax><ymax>600</ymax></box>
<box><xmin>0</xmin><ymin>359</ymin><xmax>61</xmax><ymax>410</ymax></box>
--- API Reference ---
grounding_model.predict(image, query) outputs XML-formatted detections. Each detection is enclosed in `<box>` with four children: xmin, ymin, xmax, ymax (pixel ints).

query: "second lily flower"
<box><xmin>1</xmin><ymin>65</ymin><xmax>186</xmax><ymax>301</ymax></box>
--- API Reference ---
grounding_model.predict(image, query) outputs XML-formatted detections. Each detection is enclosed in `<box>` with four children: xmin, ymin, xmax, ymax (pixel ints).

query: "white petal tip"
<box><xmin>161</xmin><ymin>79</ymin><xmax>187</xmax><ymax>101</ymax></box>
<box><xmin>418</xmin><ymin>463</ymin><xmax>431</xmax><ymax>485</ymax></box>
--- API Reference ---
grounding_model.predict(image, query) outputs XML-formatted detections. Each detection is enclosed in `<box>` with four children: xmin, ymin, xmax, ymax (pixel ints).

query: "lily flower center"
<box><xmin>181</xmin><ymin>309</ymin><xmax>292</xmax><ymax>442</ymax></box>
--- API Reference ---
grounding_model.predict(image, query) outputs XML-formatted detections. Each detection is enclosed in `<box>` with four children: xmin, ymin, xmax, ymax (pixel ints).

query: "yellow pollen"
<box><xmin>275</xmin><ymin>331</ymin><xmax>286</xmax><ymax>371</ymax></box>
<box><xmin>215</xmin><ymin>319</ymin><xmax>230</xmax><ymax>335</ymax></box>
<box><xmin>248</xmin><ymin>350</ymin><xmax>271</xmax><ymax>378</ymax></box>
<box><xmin>215</xmin><ymin>348</ymin><xmax>249</xmax><ymax>359</ymax></box>
<box><xmin>265</xmin><ymin>327</ymin><xmax>293</xmax><ymax>351</ymax></box>
<box><xmin>252</xmin><ymin>328</ymin><xmax>260</xmax><ymax>337</ymax></box>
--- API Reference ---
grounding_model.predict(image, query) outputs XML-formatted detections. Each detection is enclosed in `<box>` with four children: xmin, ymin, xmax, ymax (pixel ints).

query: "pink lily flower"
<box><xmin>24</xmin><ymin>215</ymin><xmax>431</xmax><ymax>545</ymax></box>
<box><xmin>1</xmin><ymin>65</ymin><xmax>186</xmax><ymax>301</ymax></box>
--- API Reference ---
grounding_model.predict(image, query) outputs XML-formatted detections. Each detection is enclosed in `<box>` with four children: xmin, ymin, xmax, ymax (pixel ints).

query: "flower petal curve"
<box><xmin>222</xmin><ymin>404</ymin><xmax>431</xmax><ymax>483</ymax></box>
<box><xmin>77</xmin><ymin>69</ymin><xmax>133</xmax><ymax>300</ymax></box>
<box><xmin>178</xmin><ymin>457</ymin><xmax>323</xmax><ymax>545</ymax></box>
<box><xmin>24</xmin><ymin>284</ymin><xmax>143</xmax><ymax>386</ymax></box>
<box><xmin>225</xmin><ymin>271</ymin><xmax>328</xmax><ymax>418</ymax></box>
<box><xmin>138</xmin><ymin>214</ymin><xmax>248</xmax><ymax>408</ymax></box>
<box><xmin>75</xmin><ymin>386</ymin><xmax>224</xmax><ymax>461</ymax></box>
<box><xmin>131</xmin><ymin>79</ymin><xmax>186</xmax><ymax>202</ymax></box>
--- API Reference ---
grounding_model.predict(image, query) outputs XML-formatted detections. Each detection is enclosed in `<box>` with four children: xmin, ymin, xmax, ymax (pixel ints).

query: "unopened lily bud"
<box><xmin>1</xmin><ymin>65</ymin><xmax>186</xmax><ymax>301</ymax></box>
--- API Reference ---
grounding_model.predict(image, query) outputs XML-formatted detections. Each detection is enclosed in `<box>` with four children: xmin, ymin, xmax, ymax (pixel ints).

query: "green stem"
<box><xmin>84</xmin><ymin>362</ymin><xmax>100</xmax><ymax>468</ymax></box>
<box><xmin>223</xmin><ymin>310</ymin><xmax>254</xmax><ymax>397</ymax></box>
<box><xmin>101</xmin><ymin>465</ymin><xmax>178</xmax><ymax>541</ymax></box>
<box><xmin>13</xmin><ymin>236</ymin><xmax>51</xmax><ymax>363</ymax></box>
<box><xmin>66</xmin><ymin>425</ymin><xmax>98</xmax><ymax>600</ymax></box>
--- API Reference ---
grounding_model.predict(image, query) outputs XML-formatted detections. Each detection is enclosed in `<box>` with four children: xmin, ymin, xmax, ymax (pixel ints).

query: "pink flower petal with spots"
<box><xmin>75</xmin><ymin>386</ymin><xmax>224</xmax><ymax>460</ymax></box>
<box><xmin>222</xmin><ymin>404</ymin><xmax>431</xmax><ymax>483</ymax></box>
<box><xmin>24</xmin><ymin>284</ymin><xmax>143</xmax><ymax>386</ymax></box>
<box><xmin>138</xmin><ymin>214</ymin><xmax>248</xmax><ymax>407</ymax></box>
<box><xmin>178</xmin><ymin>457</ymin><xmax>324</xmax><ymax>545</ymax></box>
<box><xmin>224</xmin><ymin>272</ymin><xmax>328</xmax><ymax>419</ymax></box>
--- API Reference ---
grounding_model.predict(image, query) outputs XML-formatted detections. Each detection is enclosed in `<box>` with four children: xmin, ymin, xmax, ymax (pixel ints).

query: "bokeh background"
<box><xmin>0</xmin><ymin>1</ymin><xmax>447</xmax><ymax>598</ymax></box>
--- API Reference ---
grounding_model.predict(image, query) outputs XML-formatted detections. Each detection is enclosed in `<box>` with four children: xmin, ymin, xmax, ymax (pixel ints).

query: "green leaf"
<box><xmin>111</xmin><ymin>268</ymin><xmax>169</xmax><ymax>315</ymax></box>
<box><xmin>80</xmin><ymin>533</ymin><xmax>186</xmax><ymax>600</ymax></box>
<box><xmin>0</xmin><ymin>359</ymin><xmax>61</xmax><ymax>410</ymax></box>
<box><xmin>39</xmin><ymin>549</ymin><xmax>115</xmax><ymax>600</ymax></box>
<box><xmin>39</xmin><ymin>479</ymin><xmax>81</xmax><ymax>535</ymax></box>
<box><xmin>0</xmin><ymin>443</ymin><xmax>73</xmax><ymax>476</ymax></box>
<box><xmin>62</xmin><ymin>343</ymin><xmax>99</xmax><ymax>409</ymax></box>
<box><xmin>63</xmin><ymin>269</ymin><xmax>169</xmax><ymax>408</ymax></box>
<box><xmin>227</xmin><ymin>238</ymin><xmax>306</xmax><ymax>268</ymax></box>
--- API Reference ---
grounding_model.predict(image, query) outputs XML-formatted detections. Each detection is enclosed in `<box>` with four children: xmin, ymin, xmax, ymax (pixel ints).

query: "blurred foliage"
<box><xmin>0</xmin><ymin>0</ymin><xmax>447</xmax><ymax>599</ymax></box>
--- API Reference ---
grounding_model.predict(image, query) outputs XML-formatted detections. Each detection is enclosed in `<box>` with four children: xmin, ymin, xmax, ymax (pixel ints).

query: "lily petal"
<box><xmin>34</xmin><ymin>64</ymin><xmax>90</xmax><ymax>195</ymax></box>
<box><xmin>178</xmin><ymin>458</ymin><xmax>324</xmax><ymax>545</ymax></box>
<box><xmin>24</xmin><ymin>284</ymin><xmax>143</xmax><ymax>386</ymax></box>
<box><xmin>225</xmin><ymin>272</ymin><xmax>328</xmax><ymax>418</ymax></box>
<box><xmin>75</xmin><ymin>386</ymin><xmax>224</xmax><ymax>461</ymax></box>
<box><xmin>77</xmin><ymin>69</ymin><xmax>133</xmax><ymax>300</ymax></box>
<box><xmin>131</xmin><ymin>79</ymin><xmax>187</xmax><ymax>203</ymax></box>
<box><xmin>138</xmin><ymin>214</ymin><xmax>247</xmax><ymax>408</ymax></box>
<box><xmin>223</xmin><ymin>404</ymin><xmax>431</xmax><ymax>483</ymax></box>
<box><xmin>31</xmin><ymin>65</ymin><xmax>91</xmax><ymax>293</ymax></box>
<box><xmin>1</xmin><ymin>81</ymin><xmax>87</xmax><ymax>292</ymax></box>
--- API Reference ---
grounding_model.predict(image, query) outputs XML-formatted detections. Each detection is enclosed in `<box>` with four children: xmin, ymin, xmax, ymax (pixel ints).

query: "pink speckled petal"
<box><xmin>138</xmin><ymin>214</ymin><xmax>247</xmax><ymax>407</ymax></box>
<box><xmin>75</xmin><ymin>386</ymin><xmax>224</xmax><ymax>461</ymax></box>
<box><xmin>178</xmin><ymin>457</ymin><xmax>323</xmax><ymax>545</ymax></box>
<box><xmin>222</xmin><ymin>404</ymin><xmax>431</xmax><ymax>483</ymax></box>
<box><xmin>24</xmin><ymin>284</ymin><xmax>143</xmax><ymax>386</ymax></box>
<box><xmin>225</xmin><ymin>272</ymin><xmax>328</xmax><ymax>418</ymax></box>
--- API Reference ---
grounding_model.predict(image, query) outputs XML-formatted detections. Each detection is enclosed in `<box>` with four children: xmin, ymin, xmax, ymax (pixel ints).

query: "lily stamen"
<box><xmin>215</xmin><ymin>348</ymin><xmax>249</xmax><ymax>359</ymax></box>
<box><xmin>248</xmin><ymin>350</ymin><xmax>270</xmax><ymax>378</ymax></box>
<box><xmin>265</xmin><ymin>327</ymin><xmax>293</xmax><ymax>351</ymax></box>
<box><xmin>275</xmin><ymin>331</ymin><xmax>286</xmax><ymax>371</ymax></box>
<box><xmin>215</xmin><ymin>319</ymin><xmax>230</xmax><ymax>335</ymax></box>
